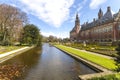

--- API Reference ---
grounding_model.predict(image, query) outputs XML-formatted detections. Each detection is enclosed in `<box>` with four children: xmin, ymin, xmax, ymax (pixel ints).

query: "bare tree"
<box><xmin>0</xmin><ymin>4</ymin><xmax>28</xmax><ymax>45</ymax></box>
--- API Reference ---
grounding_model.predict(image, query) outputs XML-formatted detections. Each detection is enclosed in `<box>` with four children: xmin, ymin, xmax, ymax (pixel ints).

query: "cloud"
<box><xmin>69</xmin><ymin>0</ymin><xmax>87</xmax><ymax>23</ymax></box>
<box><xmin>90</xmin><ymin>0</ymin><xmax>107</xmax><ymax>9</ymax></box>
<box><xmin>77</xmin><ymin>6</ymin><xmax>82</xmax><ymax>12</ymax></box>
<box><xmin>111</xmin><ymin>10</ymin><xmax>115</xmax><ymax>14</ymax></box>
<box><xmin>76</xmin><ymin>0</ymin><xmax>87</xmax><ymax>12</ymax></box>
<box><xmin>17</xmin><ymin>0</ymin><xmax>74</xmax><ymax>27</ymax></box>
<box><xmin>41</xmin><ymin>31</ymin><xmax>69</xmax><ymax>38</ymax></box>
<box><xmin>8</xmin><ymin>3</ymin><xmax>17</xmax><ymax>7</ymax></box>
<box><xmin>70</xmin><ymin>13</ymin><xmax>81</xmax><ymax>22</ymax></box>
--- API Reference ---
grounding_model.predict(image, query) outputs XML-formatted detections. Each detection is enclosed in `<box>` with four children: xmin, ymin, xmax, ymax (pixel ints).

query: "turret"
<box><xmin>98</xmin><ymin>8</ymin><xmax>103</xmax><ymax>19</ymax></box>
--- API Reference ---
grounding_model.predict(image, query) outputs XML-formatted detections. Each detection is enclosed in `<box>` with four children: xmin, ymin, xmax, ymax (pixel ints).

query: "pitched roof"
<box><xmin>81</xmin><ymin>7</ymin><xmax>119</xmax><ymax>31</ymax></box>
<box><xmin>70</xmin><ymin>26</ymin><xmax>76</xmax><ymax>33</ymax></box>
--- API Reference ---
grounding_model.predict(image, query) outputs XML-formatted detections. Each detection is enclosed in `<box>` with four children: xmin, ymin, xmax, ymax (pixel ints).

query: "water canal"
<box><xmin>1</xmin><ymin>43</ymin><xmax>97</xmax><ymax>80</ymax></box>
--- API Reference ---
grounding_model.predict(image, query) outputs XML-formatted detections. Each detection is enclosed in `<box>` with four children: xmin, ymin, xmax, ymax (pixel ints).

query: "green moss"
<box><xmin>55</xmin><ymin>45</ymin><xmax>117</xmax><ymax>70</ymax></box>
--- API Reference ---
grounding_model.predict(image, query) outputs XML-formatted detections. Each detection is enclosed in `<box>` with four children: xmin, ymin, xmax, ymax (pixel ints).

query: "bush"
<box><xmin>2</xmin><ymin>40</ymin><xmax>13</xmax><ymax>46</ymax></box>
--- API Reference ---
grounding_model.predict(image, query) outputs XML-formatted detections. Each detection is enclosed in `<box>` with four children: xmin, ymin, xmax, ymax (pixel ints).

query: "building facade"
<box><xmin>70</xmin><ymin>7</ymin><xmax>120</xmax><ymax>42</ymax></box>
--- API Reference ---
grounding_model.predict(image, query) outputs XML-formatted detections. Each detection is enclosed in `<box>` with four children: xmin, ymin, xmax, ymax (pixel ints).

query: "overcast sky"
<box><xmin>0</xmin><ymin>0</ymin><xmax>120</xmax><ymax>38</ymax></box>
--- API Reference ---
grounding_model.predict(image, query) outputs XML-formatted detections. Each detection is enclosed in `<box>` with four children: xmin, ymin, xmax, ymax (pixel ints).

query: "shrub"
<box><xmin>2</xmin><ymin>40</ymin><xmax>13</xmax><ymax>46</ymax></box>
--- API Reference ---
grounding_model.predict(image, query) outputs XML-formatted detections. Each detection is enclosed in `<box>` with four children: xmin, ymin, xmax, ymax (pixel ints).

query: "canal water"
<box><xmin>1</xmin><ymin>43</ymin><xmax>96</xmax><ymax>80</ymax></box>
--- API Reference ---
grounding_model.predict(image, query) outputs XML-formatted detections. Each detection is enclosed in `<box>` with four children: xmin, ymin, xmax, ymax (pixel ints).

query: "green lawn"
<box><xmin>0</xmin><ymin>46</ymin><xmax>23</xmax><ymax>54</ymax></box>
<box><xmin>89</xmin><ymin>73</ymin><xmax>120</xmax><ymax>80</ymax></box>
<box><xmin>55</xmin><ymin>45</ymin><xmax>117</xmax><ymax>70</ymax></box>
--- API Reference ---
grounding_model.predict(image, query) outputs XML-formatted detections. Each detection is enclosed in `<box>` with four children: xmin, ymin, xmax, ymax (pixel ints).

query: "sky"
<box><xmin>0</xmin><ymin>0</ymin><xmax>120</xmax><ymax>38</ymax></box>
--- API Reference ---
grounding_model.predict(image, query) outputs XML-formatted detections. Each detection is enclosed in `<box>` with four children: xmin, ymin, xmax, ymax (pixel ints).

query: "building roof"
<box><xmin>81</xmin><ymin>7</ymin><xmax>120</xmax><ymax>31</ymax></box>
<box><xmin>70</xmin><ymin>26</ymin><xmax>77</xmax><ymax>33</ymax></box>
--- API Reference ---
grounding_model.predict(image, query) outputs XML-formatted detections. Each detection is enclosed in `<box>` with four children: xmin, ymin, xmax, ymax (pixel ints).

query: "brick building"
<box><xmin>70</xmin><ymin>6</ymin><xmax>120</xmax><ymax>42</ymax></box>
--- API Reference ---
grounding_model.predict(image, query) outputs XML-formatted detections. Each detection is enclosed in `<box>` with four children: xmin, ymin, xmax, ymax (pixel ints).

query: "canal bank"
<box><xmin>0</xmin><ymin>46</ymin><xmax>34</xmax><ymax>63</ymax></box>
<box><xmin>54</xmin><ymin>45</ymin><xmax>115</xmax><ymax>80</ymax></box>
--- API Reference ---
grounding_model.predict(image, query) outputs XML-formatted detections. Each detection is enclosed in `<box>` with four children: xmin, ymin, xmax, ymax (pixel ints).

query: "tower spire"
<box><xmin>70</xmin><ymin>12</ymin><xmax>80</xmax><ymax>41</ymax></box>
<box><xmin>75</xmin><ymin>13</ymin><xmax>80</xmax><ymax>26</ymax></box>
<box><xmin>98</xmin><ymin>8</ymin><xmax>103</xmax><ymax>19</ymax></box>
<box><xmin>76</xmin><ymin>12</ymin><xmax>79</xmax><ymax>20</ymax></box>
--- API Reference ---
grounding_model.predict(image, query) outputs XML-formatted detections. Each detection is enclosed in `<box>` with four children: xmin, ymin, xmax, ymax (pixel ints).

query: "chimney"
<box><xmin>107</xmin><ymin>6</ymin><xmax>111</xmax><ymax>12</ymax></box>
<box><xmin>86</xmin><ymin>22</ymin><xmax>88</xmax><ymax>25</ymax></box>
<box><xmin>93</xmin><ymin>18</ymin><xmax>95</xmax><ymax>22</ymax></box>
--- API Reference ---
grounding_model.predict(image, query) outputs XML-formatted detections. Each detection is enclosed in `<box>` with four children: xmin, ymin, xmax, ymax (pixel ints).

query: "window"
<box><xmin>109</xmin><ymin>34</ymin><xmax>111</xmax><ymax>38</ymax></box>
<box><xmin>118</xmin><ymin>24</ymin><xmax>120</xmax><ymax>30</ymax></box>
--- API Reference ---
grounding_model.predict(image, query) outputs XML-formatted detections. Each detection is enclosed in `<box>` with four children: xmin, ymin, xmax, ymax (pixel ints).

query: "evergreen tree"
<box><xmin>21</xmin><ymin>24</ymin><xmax>41</xmax><ymax>46</ymax></box>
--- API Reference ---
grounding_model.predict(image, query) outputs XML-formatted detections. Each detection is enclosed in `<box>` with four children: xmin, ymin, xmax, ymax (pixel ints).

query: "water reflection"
<box><xmin>1</xmin><ymin>44</ymin><xmax>96</xmax><ymax>80</ymax></box>
<box><xmin>1</xmin><ymin>47</ymin><xmax>41</xmax><ymax>80</ymax></box>
<box><xmin>2</xmin><ymin>47</ymin><xmax>41</xmax><ymax>66</ymax></box>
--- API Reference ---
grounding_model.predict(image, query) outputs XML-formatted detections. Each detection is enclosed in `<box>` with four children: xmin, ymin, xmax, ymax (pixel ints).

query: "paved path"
<box><xmin>0</xmin><ymin>47</ymin><xmax>29</xmax><ymax>58</ymax></box>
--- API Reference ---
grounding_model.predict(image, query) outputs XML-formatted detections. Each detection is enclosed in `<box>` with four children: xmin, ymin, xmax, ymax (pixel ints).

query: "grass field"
<box><xmin>55</xmin><ymin>45</ymin><xmax>117</xmax><ymax>70</ymax></box>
